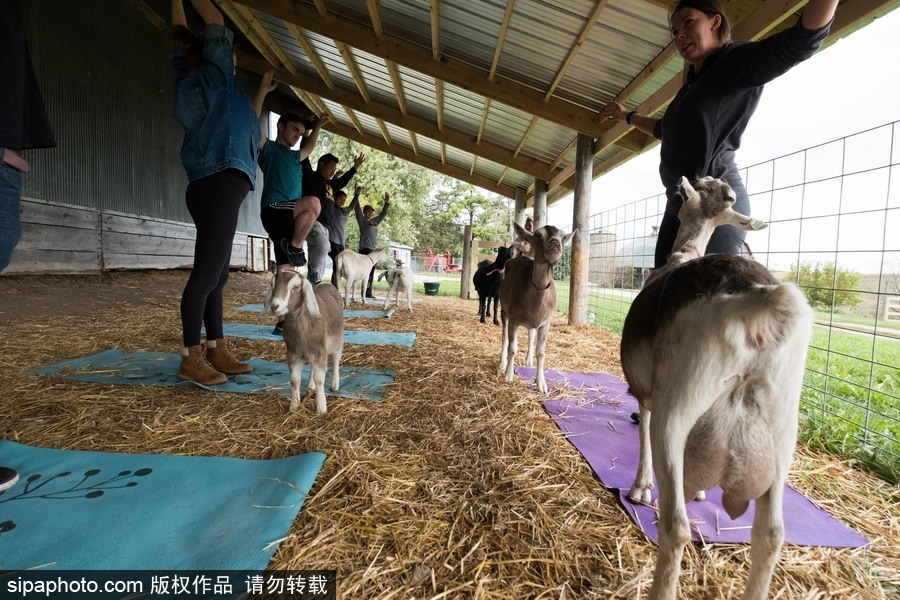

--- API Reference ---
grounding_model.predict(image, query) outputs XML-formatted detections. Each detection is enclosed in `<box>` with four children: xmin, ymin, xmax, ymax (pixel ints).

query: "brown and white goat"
<box><xmin>620</xmin><ymin>176</ymin><xmax>813</xmax><ymax>600</ymax></box>
<box><xmin>336</xmin><ymin>248</ymin><xmax>388</xmax><ymax>306</ymax></box>
<box><xmin>266</xmin><ymin>271</ymin><xmax>344</xmax><ymax>414</ymax></box>
<box><xmin>499</xmin><ymin>223</ymin><xmax>575</xmax><ymax>394</ymax></box>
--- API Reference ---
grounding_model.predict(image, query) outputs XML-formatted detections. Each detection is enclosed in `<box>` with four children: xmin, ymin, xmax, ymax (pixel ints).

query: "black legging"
<box><xmin>359</xmin><ymin>247</ymin><xmax>377</xmax><ymax>294</ymax></box>
<box><xmin>654</xmin><ymin>177</ymin><xmax>750</xmax><ymax>268</ymax></box>
<box><xmin>180</xmin><ymin>169</ymin><xmax>250</xmax><ymax>347</ymax></box>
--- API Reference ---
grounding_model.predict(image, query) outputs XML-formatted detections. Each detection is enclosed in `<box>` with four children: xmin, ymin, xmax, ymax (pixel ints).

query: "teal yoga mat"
<box><xmin>233</xmin><ymin>304</ymin><xmax>395</xmax><ymax>319</ymax></box>
<box><xmin>0</xmin><ymin>441</ymin><xmax>325</xmax><ymax>570</ymax></box>
<box><xmin>28</xmin><ymin>350</ymin><xmax>394</xmax><ymax>402</ymax></box>
<box><xmin>217</xmin><ymin>322</ymin><xmax>415</xmax><ymax>346</ymax></box>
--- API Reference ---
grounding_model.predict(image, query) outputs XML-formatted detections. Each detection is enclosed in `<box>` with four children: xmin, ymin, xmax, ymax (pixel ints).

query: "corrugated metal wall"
<box><xmin>19</xmin><ymin>0</ymin><xmax>265</xmax><ymax>237</ymax></box>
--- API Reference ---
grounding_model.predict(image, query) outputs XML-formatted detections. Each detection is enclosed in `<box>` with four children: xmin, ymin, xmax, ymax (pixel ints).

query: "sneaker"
<box><xmin>0</xmin><ymin>467</ymin><xmax>20</xmax><ymax>493</ymax></box>
<box><xmin>272</xmin><ymin>321</ymin><xmax>285</xmax><ymax>336</ymax></box>
<box><xmin>308</xmin><ymin>277</ymin><xmax>322</xmax><ymax>285</ymax></box>
<box><xmin>279</xmin><ymin>238</ymin><xmax>307</xmax><ymax>267</ymax></box>
<box><xmin>365</xmin><ymin>291</ymin><xmax>376</xmax><ymax>299</ymax></box>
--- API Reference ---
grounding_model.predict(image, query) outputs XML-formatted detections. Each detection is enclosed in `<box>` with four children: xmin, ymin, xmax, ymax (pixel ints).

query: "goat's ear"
<box><xmin>562</xmin><ymin>229</ymin><xmax>577</xmax><ymax>247</ymax></box>
<box><xmin>676</xmin><ymin>176</ymin><xmax>696</xmax><ymax>201</ymax></box>
<box><xmin>301</xmin><ymin>277</ymin><xmax>322</xmax><ymax>318</ymax></box>
<box><xmin>513</xmin><ymin>221</ymin><xmax>532</xmax><ymax>242</ymax></box>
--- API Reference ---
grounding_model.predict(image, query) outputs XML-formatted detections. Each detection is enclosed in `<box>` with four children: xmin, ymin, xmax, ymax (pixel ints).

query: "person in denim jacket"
<box><xmin>170</xmin><ymin>0</ymin><xmax>274</xmax><ymax>385</ymax></box>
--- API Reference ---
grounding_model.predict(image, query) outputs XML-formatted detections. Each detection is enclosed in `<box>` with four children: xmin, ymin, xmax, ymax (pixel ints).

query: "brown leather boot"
<box><xmin>206</xmin><ymin>338</ymin><xmax>253</xmax><ymax>375</ymax></box>
<box><xmin>177</xmin><ymin>344</ymin><xmax>228</xmax><ymax>385</ymax></box>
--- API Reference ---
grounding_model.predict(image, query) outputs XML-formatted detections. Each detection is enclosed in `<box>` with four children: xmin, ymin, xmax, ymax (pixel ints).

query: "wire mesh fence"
<box><xmin>563</xmin><ymin>120</ymin><xmax>900</xmax><ymax>481</ymax></box>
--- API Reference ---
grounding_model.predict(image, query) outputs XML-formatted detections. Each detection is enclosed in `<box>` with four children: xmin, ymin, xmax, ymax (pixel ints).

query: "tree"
<box><xmin>314</xmin><ymin>132</ymin><xmax>436</xmax><ymax>251</ymax></box>
<box><xmin>785</xmin><ymin>261</ymin><xmax>863</xmax><ymax>311</ymax></box>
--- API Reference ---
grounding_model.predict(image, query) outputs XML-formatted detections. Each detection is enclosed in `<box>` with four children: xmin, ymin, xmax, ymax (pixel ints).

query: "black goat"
<box><xmin>473</xmin><ymin>246</ymin><xmax>512</xmax><ymax>325</ymax></box>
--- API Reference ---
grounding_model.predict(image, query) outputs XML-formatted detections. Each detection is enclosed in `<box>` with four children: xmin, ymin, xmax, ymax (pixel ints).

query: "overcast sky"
<box><xmin>548</xmin><ymin>7</ymin><xmax>900</xmax><ymax>222</ymax></box>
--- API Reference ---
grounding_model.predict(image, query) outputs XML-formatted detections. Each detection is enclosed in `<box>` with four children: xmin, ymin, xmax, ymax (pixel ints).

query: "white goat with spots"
<box><xmin>378</xmin><ymin>265</ymin><xmax>413</xmax><ymax>311</ymax></box>
<box><xmin>620</xmin><ymin>176</ymin><xmax>813</xmax><ymax>600</ymax></box>
<box><xmin>336</xmin><ymin>248</ymin><xmax>388</xmax><ymax>306</ymax></box>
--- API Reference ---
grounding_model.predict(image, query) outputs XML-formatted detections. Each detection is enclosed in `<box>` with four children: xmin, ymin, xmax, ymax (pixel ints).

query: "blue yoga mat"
<box><xmin>0</xmin><ymin>441</ymin><xmax>325</xmax><ymax>570</ymax></box>
<box><xmin>28</xmin><ymin>350</ymin><xmax>394</xmax><ymax>402</ymax></box>
<box><xmin>233</xmin><ymin>304</ymin><xmax>395</xmax><ymax>319</ymax></box>
<box><xmin>218</xmin><ymin>323</ymin><xmax>415</xmax><ymax>347</ymax></box>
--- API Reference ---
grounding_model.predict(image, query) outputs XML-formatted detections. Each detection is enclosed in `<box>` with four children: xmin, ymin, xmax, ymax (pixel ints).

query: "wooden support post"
<box><xmin>461</xmin><ymin>224</ymin><xmax>473</xmax><ymax>300</ymax></box>
<box><xmin>568</xmin><ymin>133</ymin><xmax>592</xmax><ymax>325</ymax></box>
<box><xmin>533</xmin><ymin>179</ymin><xmax>547</xmax><ymax>228</ymax></box>
<box><xmin>513</xmin><ymin>187</ymin><xmax>526</xmax><ymax>238</ymax></box>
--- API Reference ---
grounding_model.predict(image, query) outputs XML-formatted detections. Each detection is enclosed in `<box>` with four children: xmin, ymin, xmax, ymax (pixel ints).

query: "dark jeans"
<box><xmin>359</xmin><ymin>247</ymin><xmax>377</xmax><ymax>294</ymax></box>
<box><xmin>0</xmin><ymin>157</ymin><xmax>23</xmax><ymax>272</ymax></box>
<box><xmin>260</xmin><ymin>202</ymin><xmax>295</xmax><ymax>266</ymax></box>
<box><xmin>181</xmin><ymin>169</ymin><xmax>250</xmax><ymax>347</ymax></box>
<box><xmin>655</xmin><ymin>177</ymin><xmax>750</xmax><ymax>268</ymax></box>
<box><xmin>329</xmin><ymin>241</ymin><xmax>344</xmax><ymax>286</ymax></box>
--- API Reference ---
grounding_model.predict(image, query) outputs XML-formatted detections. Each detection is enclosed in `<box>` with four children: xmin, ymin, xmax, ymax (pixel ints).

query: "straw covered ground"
<box><xmin>0</xmin><ymin>270</ymin><xmax>897</xmax><ymax>599</ymax></box>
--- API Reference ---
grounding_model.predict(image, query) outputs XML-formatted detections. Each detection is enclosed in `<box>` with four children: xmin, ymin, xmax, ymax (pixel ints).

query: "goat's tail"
<box><xmin>335</xmin><ymin>252</ymin><xmax>345</xmax><ymax>280</ymax></box>
<box><xmin>737</xmin><ymin>283</ymin><xmax>812</xmax><ymax>349</ymax></box>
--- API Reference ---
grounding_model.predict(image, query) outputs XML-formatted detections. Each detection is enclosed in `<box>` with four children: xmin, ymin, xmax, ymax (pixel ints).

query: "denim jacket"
<box><xmin>172</xmin><ymin>24</ymin><xmax>259</xmax><ymax>186</ymax></box>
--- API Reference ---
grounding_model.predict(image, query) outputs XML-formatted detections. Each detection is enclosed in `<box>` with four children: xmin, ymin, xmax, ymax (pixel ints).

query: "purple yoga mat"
<box><xmin>518</xmin><ymin>367</ymin><xmax>868</xmax><ymax>548</ymax></box>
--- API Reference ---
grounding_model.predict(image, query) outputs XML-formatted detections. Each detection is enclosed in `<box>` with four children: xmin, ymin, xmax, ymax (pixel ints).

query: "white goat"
<box><xmin>620</xmin><ymin>176</ymin><xmax>813</xmax><ymax>600</ymax></box>
<box><xmin>377</xmin><ymin>265</ymin><xmax>413</xmax><ymax>311</ymax></box>
<box><xmin>499</xmin><ymin>223</ymin><xmax>575</xmax><ymax>394</ymax></box>
<box><xmin>336</xmin><ymin>248</ymin><xmax>388</xmax><ymax>306</ymax></box>
<box><xmin>266</xmin><ymin>271</ymin><xmax>344</xmax><ymax>414</ymax></box>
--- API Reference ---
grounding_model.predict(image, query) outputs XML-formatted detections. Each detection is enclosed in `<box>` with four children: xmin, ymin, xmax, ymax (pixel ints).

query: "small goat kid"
<box><xmin>336</xmin><ymin>248</ymin><xmax>388</xmax><ymax>306</ymax></box>
<box><xmin>473</xmin><ymin>246</ymin><xmax>512</xmax><ymax>325</ymax></box>
<box><xmin>620</xmin><ymin>176</ymin><xmax>813</xmax><ymax>600</ymax></box>
<box><xmin>499</xmin><ymin>223</ymin><xmax>575</xmax><ymax>394</ymax></box>
<box><xmin>377</xmin><ymin>265</ymin><xmax>413</xmax><ymax>311</ymax></box>
<box><xmin>267</xmin><ymin>271</ymin><xmax>344</xmax><ymax>414</ymax></box>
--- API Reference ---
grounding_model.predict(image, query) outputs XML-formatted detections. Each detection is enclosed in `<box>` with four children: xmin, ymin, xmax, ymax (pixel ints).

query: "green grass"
<box><xmin>555</xmin><ymin>277</ymin><xmax>900</xmax><ymax>483</ymax></box>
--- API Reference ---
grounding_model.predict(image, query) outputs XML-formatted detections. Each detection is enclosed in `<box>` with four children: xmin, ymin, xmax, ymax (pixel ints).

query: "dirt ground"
<box><xmin>0</xmin><ymin>269</ymin><xmax>266</xmax><ymax>325</ymax></box>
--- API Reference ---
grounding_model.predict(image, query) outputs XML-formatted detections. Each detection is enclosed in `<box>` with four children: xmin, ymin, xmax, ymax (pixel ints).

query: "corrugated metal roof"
<box><xmin>227</xmin><ymin>0</ymin><xmax>897</xmax><ymax>205</ymax></box>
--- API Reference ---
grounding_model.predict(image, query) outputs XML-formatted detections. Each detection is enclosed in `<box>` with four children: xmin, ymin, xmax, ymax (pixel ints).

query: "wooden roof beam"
<box><xmin>489</xmin><ymin>0</ymin><xmax>516</xmax><ymax>81</ymax></box>
<box><xmin>236</xmin><ymin>51</ymin><xmax>559</xmax><ymax>181</ymax></box>
<box><xmin>326</xmin><ymin>120</ymin><xmax>518</xmax><ymax>199</ymax></box>
<box><xmin>543</xmin><ymin>0</ymin><xmax>610</xmax><ymax>102</ymax></box>
<box><xmin>234</xmin><ymin>0</ymin><xmax>619</xmax><ymax>139</ymax></box>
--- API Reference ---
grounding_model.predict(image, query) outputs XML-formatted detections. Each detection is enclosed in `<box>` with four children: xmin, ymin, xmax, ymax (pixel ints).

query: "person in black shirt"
<box><xmin>301</xmin><ymin>152</ymin><xmax>364</xmax><ymax>284</ymax></box>
<box><xmin>603</xmin><ymin>0</ymin><xmax>837</xmax><ymax>268</ymax></box>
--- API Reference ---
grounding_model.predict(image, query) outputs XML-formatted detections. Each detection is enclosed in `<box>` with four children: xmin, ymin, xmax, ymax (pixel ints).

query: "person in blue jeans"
<box><xmin>1</xmin><ymin>0</ymin><xmax>56</xmax><ymax>494</ymax></box>
<box><xmin>171</xmin><ymin>0</ymin><xmax>274</xmax><ymax>385</ymax></box>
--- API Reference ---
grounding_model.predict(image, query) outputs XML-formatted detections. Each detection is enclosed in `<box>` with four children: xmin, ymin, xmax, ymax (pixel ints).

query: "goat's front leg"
<box><xmin>288</xmin><ymin>358</ymin><xmax>306</xmax><ymax>413</ymax></box>
<box><xmin>524</xmin><ymin>327</ymin><xmax>536</xmax><ymax>367</ymax></box>
<box><xmin>405</xmin><ymin>286</ymin><xmax>412</xmax><ymax>311</ymax></box>
<box><xmin>534</xmin><ymin>323</ymin><xmax>549</xmax><ymax>394</ymax></box>
<box><xmin>648</xmin><ymin>418</ymin><xmax>691</xmax><ymax>600</ymax></box>
<box><xmin>629</xmin><ymin>403</ymin><xmax>654</xmax><ymax>504</ymax></box>
<box><xmin>310</xmin><ymin>359</ymin><xmax>328</xmax><ymax>414</ymax></box>
<box><xmin>504</xmin><ymin>323</ymin><xmax>519</xmax><ymax>383</ymax></box>
<box><xmin>499</xmin><ymin>315</ymin><xmax>510</xmax><ymax>373</ymax></box>
<box><xmin>491</xmin><ymin>297</ymin><xmax>500</xmax><ymax>326</ymax></box>
<box><xmin>330</xmin><ymin>347</ymin><xmax>342</xmax><ymax>393</ymax></box>
<box><xmin>741</xmin><ymin>482</ymin><xmax>785</xmax><ymax>600</ymax></box>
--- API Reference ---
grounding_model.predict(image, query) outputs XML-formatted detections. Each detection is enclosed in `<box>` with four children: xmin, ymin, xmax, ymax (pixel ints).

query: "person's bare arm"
<box><xmin>299</xmin><ymin>114</ymin><xmax>330</xmax><ymax>161</ymax></box>
<box><xmin>189</xmin><ymin>0</ymin><xmax>224</xmax><ymax>25</ymax></box>
<box><xmin>172</xmin><ymin>0</ymin><xmax>188</xmax><ymax>28</ymax></box>
<box><xmin>601</xmin><ymin>101</ymin><xmax>659</xmax><ymax>138</ymax></box>
<box><xmin>802</xmin><ymin>0</ymin><xmax>839</xmax><ymax>29</ymax></box>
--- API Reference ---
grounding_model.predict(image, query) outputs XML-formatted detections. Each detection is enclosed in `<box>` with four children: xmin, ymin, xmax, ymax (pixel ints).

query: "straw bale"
<box><xmin>0</xmin><ymin>271</ymin><xmax>897</xmax><ymax>599</ymax></box>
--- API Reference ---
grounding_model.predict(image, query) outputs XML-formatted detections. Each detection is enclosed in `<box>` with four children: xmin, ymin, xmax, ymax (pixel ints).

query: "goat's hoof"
<box><xmin>628</xmin><ymin>485</ymin><xmax>653</xmax><ymax>505</ymax></box>
<box><xmin>694</xmin><ymin>490</ymin><xmax>706</xmax><ymax>501</ymax></box>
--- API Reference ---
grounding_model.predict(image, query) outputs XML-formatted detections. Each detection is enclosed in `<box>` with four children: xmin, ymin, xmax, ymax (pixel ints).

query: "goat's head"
<box><xmin>669</xmin><ymin>177</ymin><xmax>767</xmax><ymax>263</ymax></box>
<box><xmin>266</xmin><ymin>271</ymin><xmax>321</xmax><ymax>320</ymax></box>
<box><xmin>495</xmin><ymin>245</ymin><xmax>512</xmax><ymax>266</ymax></box>
<box><xmin>514</xmin><ymin>222</ymin><xmax>575</xmax><ymax>265</ymax></box>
